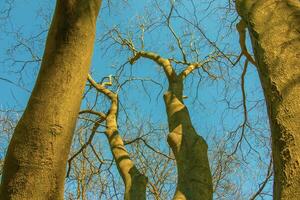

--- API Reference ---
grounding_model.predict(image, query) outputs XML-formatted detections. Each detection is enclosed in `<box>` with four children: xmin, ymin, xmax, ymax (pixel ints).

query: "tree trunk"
<box><xmin>128</xmin><ymin>51</ymin><xmax>213</xmax><ymax>199</ymax></box>
<box><xmin>0</xmin><ymin>1</ymin><xmax>102</xmax><ymax>199</ymax></box>
<box><xmin>235</xmin><ymin>1</ymin><xmax>300</xmax><ymax>199</ymax></box>
<box><xmin>105</xmin><ymin>97</ymin><xmax>147</xmax><ymax>200</ymax></box>
<box><xmin>164</xmin><ymin>78</ymin><xmax>213</xmax><ymax>200</ymax></box>
<box><xmin>87</xmin><ymin>76</ymin><xmax>148</xmax><ymax>200</ymax></box>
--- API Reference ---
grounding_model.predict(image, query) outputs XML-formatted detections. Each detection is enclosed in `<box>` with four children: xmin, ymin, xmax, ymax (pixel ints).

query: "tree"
<box><xmin>128</xmin><ymin>50</ymin><xmax>214</xmax><ymax>199</ymax></box>
<box><xmin>0</xmin><ymin>0</ymin><xmax>102</xmax><ymax>199</ymax></box>
<box><xmin>235</xmin><ymin>0</ymin><xmax>300</xmax><ymax>199</ymax></box>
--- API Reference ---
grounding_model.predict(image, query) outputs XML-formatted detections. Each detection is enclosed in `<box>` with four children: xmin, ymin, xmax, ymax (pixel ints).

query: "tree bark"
<box><xmin>164</xmin><ymin>77</ymin><xmax>213</xmax><ymax>200</ymax></box>
<box><xmin>235</xmin><ymin>1</ymin><xmax>300</xmax><ymax>199</ymax></box>
<box><xmin>0</xmin><ymin>1</ymin><xmax>102</xmax><ymax>199</ymax></box>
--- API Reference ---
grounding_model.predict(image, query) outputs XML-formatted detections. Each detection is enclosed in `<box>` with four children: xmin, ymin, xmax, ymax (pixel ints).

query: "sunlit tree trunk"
<box><xmin>235</xmin><ymin>1</ymin><xmax>300</xmax><ymax>199</ymax></box>
<box><xmin>105</xmin><ymin>99</ymin><xmax>148</xmax><ymax>200</ymax></box>
<box><xmin>88</xmin><ymin>75</ymin><xmax>147</xmax><ymax>200</ymax></box>
<box><xmin>0</xmin><ymin>1</ymin><xmax>102</xmax><ymax>199</ymax></box>
<box><xmin>129</xmin><ymin>51</ymin><xmax>213</xmax><ymax>200</ymax></box>
<box><xmin>164</xmin><ymin>76</ymin><xmax>213</xmax><ymax>200</ymax></box>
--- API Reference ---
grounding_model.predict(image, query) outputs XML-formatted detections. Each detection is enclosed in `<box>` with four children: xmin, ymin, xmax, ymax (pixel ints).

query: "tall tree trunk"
<box><xmin>235</xmin><ymin>1</ymin><xmax>300</xmax><ymax>199</ymax></box>
<box><xmin>0</xmin><ymin>1</ymin><xmax>102</xmax><ymax>199</ymax></box>
<box><xmin>128</xmin><ymin>51</ymin><xmax>213</xmax><ymax>199</ymax></box>
<box><xmin>164</xmin><ymin>77</ymin><xmax>213</xmax><ymax>200</ymax></box>
<box><xmin>105</xmin><ymin>105</ymin><xmax>148</xmax><ymax>200</ymax></box>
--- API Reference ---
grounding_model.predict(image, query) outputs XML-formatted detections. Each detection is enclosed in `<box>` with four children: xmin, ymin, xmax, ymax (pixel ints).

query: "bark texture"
<box><xmin>235</xmin><ymin>1</ymin><xmax>300</xmax><ymax>199</ymax></box>
<box><xmin>0</xmin><ymin>1</ymin><xmax>102</xmax><ymax>199</ymax></box>
<box><xmin>88</xmin><ymin>75</ymin><xmax>147</xmax><ymax>200</ymax></box>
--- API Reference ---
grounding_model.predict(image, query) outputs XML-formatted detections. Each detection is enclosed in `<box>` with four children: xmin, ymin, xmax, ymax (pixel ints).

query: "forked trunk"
<box><xmin>0</xmin><ymin>1</ymin><xmax>102</xmax><ymax>199</ymax></box>
<box><xmin>235</xmin><ymin>1</ymin><xmax>300</xmax><ymax>199</ymax></box>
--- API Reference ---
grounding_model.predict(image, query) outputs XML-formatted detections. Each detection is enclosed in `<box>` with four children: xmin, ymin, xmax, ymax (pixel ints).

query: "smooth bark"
<box><xmin>164</xmin><ymin>77</ymin><xmax>213</xmax><ymax>200</ymax></box>
<box><xmin>0</xmin><ymin>1</ymin><xmax>102</xmax><ymax>199</ymax></box>
<box><xmin>88</xmin><ymin>75</ymin><xmax>147</xmax><ymax>200</ymax></box>
<box><xmin>235</xmin><ymin>1</ymin><xmax>300</xmax><ymax>199</ymax></box>
<box><xmin>130</xmin><ymin>51</ymin><xmax>213</xmax><ymax>199</ymax></box>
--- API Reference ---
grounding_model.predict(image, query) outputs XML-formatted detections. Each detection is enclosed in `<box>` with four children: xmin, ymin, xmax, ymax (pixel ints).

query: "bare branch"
<box><xmin>87</xmin><ymin>74</ymin><xmax>116</xmax><ymax>100</ymax></box>
<box><xmin>79</xmin><ymin>109</ymin><xmax>107</xmax><ymax>119</ymax></box>
<box><xmin>67</xmin><ymin>117</ymin><xmax>106</xmax><ymax>178</ymax></box>
<box><xmin>179</xmin><ymin>53</ymin><xmax>220</xmax><ymax>79</ymax></box>
<box><xmin>155</xmin><ymin>1</ymin><xmax>187</xmax><ymax>63</ymax></box>
<box><xmin>249</xmin><ymin>158</ymin><xmax>273</xmax><ymax>200</ymax></box>
<box><xmin>129</xmin><ymin>51</ymin><xmax>176</xmax><ymax>80</ymax></box>
<box><xmin>229</xmin><ymin>59</ymin><xmax>249</xmax><ymax>156</ymax></box>
<box><xmin>124</xmin><ymin>137</ymin><xmax>175</xmax><ymax>160</ymax></box>
<box><xmin>236</xmin><ymin>19</ymin><xmax>257</xmax><ymax>66</ymax></box>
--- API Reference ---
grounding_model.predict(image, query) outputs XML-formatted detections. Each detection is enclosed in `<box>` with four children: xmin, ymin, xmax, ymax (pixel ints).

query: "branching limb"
<box><xmin>88</xmin><ymin>74</ymin><xmax>116</xmax><ymax>100</ymax></box>
<box><xmin>79</xmin><ymin>109</ymin><xmax>107</xmax><ymax>119</ymax></box>
<box><xmin>129</xmin><ymin>51</ymin><xmax>176</xmax><ymax>81</ymax></box>
<box><xmin>156</xmin><ymin>1</ymin><xmax>187</xmax><ymax>63</ymax></box>
<box><xmin>67</xmin><ymin>116</ymin><xmax>106</xmax><ymax>178</ymax></box>
<box><xmin>174</xmin><ymin>10</ymin><xmax>235</xmax><ymax>66</ymax></box>
<box><xmin>110</xmin><ymin>28</ymin><xmax>177</xmax><ymax>81</ymax></box>
<box><xmin>229</xmin><ymin>59</ymin><xmax>249</xmax><ymax>156</ymax></box>
<box><xmin>179</xmin><ymin>53</ymin><xmax>220</xmax><ymax>80</ymax></box>
<box><xmin>236</xmin><ymin>19</ymin><xmax>257</xmax><ymax>66</ymax></box>
<box><xmin>0</xmin><ymin>77</ymin><xmax>30</xmax><ymax>92</ymax></box>
<box><xmin>124</xmin><ymin>137</ymin><xmax>175</xmax><ymax>160</ymax></box>
<box><xmin>249</xmin><ymin>158</ymin><xmax>273</xmax><ymax>200</ymax></box>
